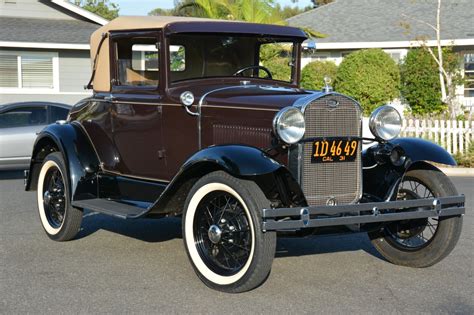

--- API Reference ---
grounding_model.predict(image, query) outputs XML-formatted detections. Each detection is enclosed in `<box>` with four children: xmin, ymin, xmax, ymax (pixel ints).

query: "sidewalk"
<box><xmin>440</xmin><ymin>167</ymin><xmax>474</xmax><ymax>177</ymax></box>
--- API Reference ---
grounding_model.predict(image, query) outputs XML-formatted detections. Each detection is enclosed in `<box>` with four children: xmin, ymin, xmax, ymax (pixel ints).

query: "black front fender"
<box><xmin>148</xmin><ymin>145</ymin><xmax>286</xmax><ymax>214</ymax></box>
<box><xmin>391</xmin><ymin>137</ymin><xmax>456</xmax><ymax>166</ymax></box>
<box><xmin>181</xmin><ymin>144</ymin><xmax>281</xmax><ymax>177</ymax></box>
<box><xmin>25</xmin><ymin>122</ymin><xmax>99</xmax><ymax>201</ymax></box>
<box><xmin>362</xmin><ymin>137</ymin><xmax>455</xmax><ymax>201</ymax></box>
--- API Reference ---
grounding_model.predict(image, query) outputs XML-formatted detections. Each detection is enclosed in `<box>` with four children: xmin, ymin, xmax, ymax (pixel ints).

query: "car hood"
<box><xmin>168</xmin><ymin>83</ymin><xmax>315</xmax><ymax>111</ymax></box>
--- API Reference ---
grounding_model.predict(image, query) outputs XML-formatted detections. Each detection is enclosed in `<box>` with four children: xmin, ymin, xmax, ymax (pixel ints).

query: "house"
<box><xmin>0</xmin><ymin>0</ymin><xmax>107</xmax><ymax>105</ymax></box>
<box><xmin>287</xmin><ymin>0</ymin><xmax>474</xmax><ymax>110</ymax></box>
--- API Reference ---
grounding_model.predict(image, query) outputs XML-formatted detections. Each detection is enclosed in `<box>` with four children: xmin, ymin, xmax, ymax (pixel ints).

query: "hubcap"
<box><xmin>193</xmin><ymin>191</ymin><xmax>252</xmax><ymax>276</ymax></box>
<box><xmin>386</xmin><ymin>178</ymin><xmax>439</xmax><ymax>250</ymax></box>
<box><xmin>208</xmin><ymin>225</ymin><xmax>222</xmax><ymax>244</ymax></box>
<box><xmin>42</xmin><ymin>166</ymin><xmax>66</xmax><ymax>228</ymax></box>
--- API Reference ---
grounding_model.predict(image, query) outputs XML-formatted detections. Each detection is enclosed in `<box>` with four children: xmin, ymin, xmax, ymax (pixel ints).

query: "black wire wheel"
<box><xmin>369</xmin><ymin>167</ymin><xmax>463</xmax><ymax>267</ymax></box>
<box><xmin>37</xmin><ymin>152</ymin><xmax>82</xmax><ymax>241</ymax></box>
<box><xmin>183</xmin><ymin>171</ymin><xmax>276</xmax><ymax>293</ymax></box>
<box><xmin>384</xmin><ymin>178</ymin><xmax>439</xmax><ymax>250</ymax></box>
<box><xmin>194</xmin><ymin>191</ymin><xmax>252</xmax><ymax>276</ymax></box>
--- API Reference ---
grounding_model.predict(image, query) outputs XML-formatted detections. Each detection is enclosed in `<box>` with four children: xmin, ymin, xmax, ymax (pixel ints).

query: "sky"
<box><xmin>113</xmin><ymin>0</ymin><xmax>314</xmax><ymax>16</ymax></box>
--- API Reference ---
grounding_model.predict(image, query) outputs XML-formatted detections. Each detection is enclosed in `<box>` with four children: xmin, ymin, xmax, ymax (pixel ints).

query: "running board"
<box><xmin>72</xmin><ymin>198</ymin><xmax>150</xmax><ymax>219</ymax></box>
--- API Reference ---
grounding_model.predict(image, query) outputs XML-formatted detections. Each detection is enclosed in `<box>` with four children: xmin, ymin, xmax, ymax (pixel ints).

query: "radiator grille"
<box><xmin>301</xmin><ymin>94</ymin><xmax>362</xmax><ymax>206</ymax></box>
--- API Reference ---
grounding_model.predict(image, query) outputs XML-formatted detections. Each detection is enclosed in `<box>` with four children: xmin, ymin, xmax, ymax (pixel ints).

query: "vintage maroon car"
<box><xmin>25</xmin><ymin>16</ymin><xmax>464</xmax><ymax>292</ymax></box>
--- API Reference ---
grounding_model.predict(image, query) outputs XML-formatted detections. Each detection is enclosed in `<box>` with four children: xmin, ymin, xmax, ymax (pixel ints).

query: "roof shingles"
<box><xmin>287</xmin><ymin>0</ymin><xmax>474</xmax><ymax>43</ymax></box>
<box><xmin>0</xmin><ymin>17</ymin><xmax>100</xmax><ymax>44</ymax></box>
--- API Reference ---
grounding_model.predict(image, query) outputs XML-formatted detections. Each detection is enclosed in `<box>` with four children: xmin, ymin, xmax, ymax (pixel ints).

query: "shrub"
<box><xmin>400</xmin><ymin>48</ymin><xmax>461</xmax><ymax>116</ymax></box>
<box><xmin>260</xmin><ymin>43</ymin><xmax>292</xmax><ymax>82</ymax></box>
<box><xmin>300</xmin><ymin>60</ymin><xmax>338</xmax><ymax>90</ymax></box>
<box><xmin>334</xmin><ymin>49</ymin><xmax>400</xmax><ymax>115</ymax></box>
<box><xmin>453</xmin><ymin>141</ymin><xmax>474</xmax><ymax>168</ymax></box>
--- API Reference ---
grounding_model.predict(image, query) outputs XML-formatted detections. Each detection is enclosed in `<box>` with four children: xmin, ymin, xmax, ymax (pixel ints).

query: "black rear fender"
<box><xmin>25</xmin><ymin>122</ymin><xmax>99</xmax><ymax>201</ymax></box>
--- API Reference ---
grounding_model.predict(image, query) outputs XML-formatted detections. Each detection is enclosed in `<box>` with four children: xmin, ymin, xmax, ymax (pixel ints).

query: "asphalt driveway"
<box><xmin>1</xmin><ymin>172</ymin><xmax>473</xmax><ymax>314</ymax></box>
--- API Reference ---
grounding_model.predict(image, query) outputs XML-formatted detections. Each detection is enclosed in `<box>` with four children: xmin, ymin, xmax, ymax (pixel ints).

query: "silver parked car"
<box><xmin>0</xmin><ymin>102</ymin><xmax>70</xmax><ymax>170</ymax></box>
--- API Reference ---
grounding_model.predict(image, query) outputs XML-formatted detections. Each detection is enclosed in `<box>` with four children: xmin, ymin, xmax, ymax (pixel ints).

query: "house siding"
<box><xmin>0</xmin><ymin>0</ymin><xmax>78</xmax><ymax>20</ymax></box>
<box><xmin>58</xmin><ymin>50</ymin><xmax>92</xmax><ymax>92</ymax></box>
<box><xmin>0</xmin><ymin>48</ymin><xmax>92</xmax><ymax>106</ymax></box>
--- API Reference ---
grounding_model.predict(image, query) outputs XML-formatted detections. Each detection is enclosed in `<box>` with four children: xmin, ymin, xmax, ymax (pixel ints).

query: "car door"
<box><xmin>0</xmin><ymin>105</ymin><xmax>47</xmax><ymax>169</ymax></box>
<box><xmin>107</xmin><ymin>31</ymin><xmax>167</xmax><ymax>180</ymax></box>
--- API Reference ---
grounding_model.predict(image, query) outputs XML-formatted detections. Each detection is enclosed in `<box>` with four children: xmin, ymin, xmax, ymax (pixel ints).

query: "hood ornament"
<box><xmin>322</xmin><ymin>76</ymin><xmax>333</xmax><ymax>93</ymax></box>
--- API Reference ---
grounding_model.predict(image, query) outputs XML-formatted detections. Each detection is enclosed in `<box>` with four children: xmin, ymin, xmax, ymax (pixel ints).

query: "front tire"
<box><xmin>183</xmin><ymin>171</ymin><xmax>276</xmax><ymax>293</ymax></box>
<box><xmin>369</xmin><ymin>168</ymin><xmax>463</xmax><ymax>267</ymax></box>
<box><xmin>37</xmin><ymin>152</ymin><xmax>82</xmax><ymax>241</ymax></box>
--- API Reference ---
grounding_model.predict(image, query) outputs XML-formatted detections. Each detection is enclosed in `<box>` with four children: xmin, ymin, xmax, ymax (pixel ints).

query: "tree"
<box><xmin>310</xmin><ymin>0</ymin><xmax>333</xmax><ymax>7</ymax></box>
<box><xmin>400</xmin><ymin>0</ymin><xmax>462</xmax><ymax>117</ymax></box>
<box><xmin>400</xmin><ymin>47</ymin><xmax>462</xmax><ymax>116</ymax></box>
<box><xmin>72</xmin><ymin>0</ymin><xmax>119</xmax><ymax>20</ymax></box>
<box><xmin>335</xmin><ymin>49</ymin><xmax>400</xmax><ymax>115</ymax></box>
<box><xmin>173</xmin><ymin>0</ymin><xmax>325</xmax><ymax>37</ymax></box>
<box><xmin>300</xmin><ymin>60</ymin><xmax>338</xmax><ymax>90</ymax></box>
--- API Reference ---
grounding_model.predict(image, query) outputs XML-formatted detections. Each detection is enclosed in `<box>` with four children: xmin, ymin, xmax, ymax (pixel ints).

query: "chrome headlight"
<box><xmin>273</xmin><ymin>107</ymin><xmax>305</xmax><ymax>144</ymax></box>
<box><xmin>369</xmin><ymin>105</ymin><xmax>402</xmax><ymax>140</ymax></box>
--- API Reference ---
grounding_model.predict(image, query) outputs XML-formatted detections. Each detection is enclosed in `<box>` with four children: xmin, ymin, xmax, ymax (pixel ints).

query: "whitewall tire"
<box><xmin>182</xmin><ymin>171</ymin><xmax>276</xmax><ymax>293</ymax></box>
<box><xmin>36</xmin><ymin>152</ymin><xmax>82</xmax><ymax>241</ymax></box>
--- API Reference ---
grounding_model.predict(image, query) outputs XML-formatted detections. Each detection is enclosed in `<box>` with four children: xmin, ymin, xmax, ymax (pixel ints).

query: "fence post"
<box><xmin>440</xmin><ymin>120</ymin><xmax>445</xmax><ymax>149</ymax></box>
<box><xmin>459</xmin><ymin>120</ymin><xmax>464</xmax><ymax>154</ymax></box>
<box><xmin>446</xmin><ymin>120</ymin><xmax>452</xmax><ymax>154</ymax></box>
<box><xmin>434</xmin><ymin>120</ymin><xmax>439</xmax><ymax>144</ymax></box>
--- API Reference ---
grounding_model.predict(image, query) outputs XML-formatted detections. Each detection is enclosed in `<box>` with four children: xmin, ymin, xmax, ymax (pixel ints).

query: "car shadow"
<box><xmin>275</xmin><ymin>233</ymin><xmax>384</xmax><ymax>260</ymax></box>
<box><xmin>77</xmin><ymin>211</ymin><xmax>182</xmax><ymax>243</ymax></box>
<box><xmin>0</xmin><ymin>170</ymin><xmax>25</xmax><ymax>180</ymax></box>
<box><xmin>77</xmin><ymin>211</ymin><xmax>384</xmax><ymax>261</ymax></box>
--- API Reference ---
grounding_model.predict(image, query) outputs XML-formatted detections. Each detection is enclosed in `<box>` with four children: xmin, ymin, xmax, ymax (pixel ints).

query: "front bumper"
<box><xmin>262</xmin><ymin>195</ymin><xmax>465</xmax><ymax>231</ymax></box>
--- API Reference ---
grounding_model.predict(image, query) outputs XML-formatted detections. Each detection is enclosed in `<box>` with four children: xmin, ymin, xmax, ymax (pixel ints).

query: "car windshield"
<box><xmin>169</xmin><ymin>34</ymin><xmax>297</xmax><ymax>83</ymax></box>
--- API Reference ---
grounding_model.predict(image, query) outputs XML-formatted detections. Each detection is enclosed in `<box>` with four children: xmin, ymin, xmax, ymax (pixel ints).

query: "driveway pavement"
<box><xmin>1</xmin><ymin>172</ymin><xmax>473</xmax><ymax>314</ymax></box>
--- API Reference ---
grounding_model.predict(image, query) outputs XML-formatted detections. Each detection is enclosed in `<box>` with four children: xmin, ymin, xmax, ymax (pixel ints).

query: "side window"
<box><xmin>113</xmin><ymin>36</ymin><xmax>159</xmax><ymax>88</ymax></box>
<box><xmin>259</xmin><ymin>42</ymin><xmax>294</xmax><ymax>82</ymax></box>
<box><xmin>0</xmin><ymin>106</ymin><xmax>47</xmax><ymax>128</ymax></box>
<box><xmin>170</xmin><ymin>45</ymin><xmax>186</xmax><ymax>72</ymax></box>
<box><xmin>50</xmin><ymin>106</ymin><xmax>69</xmax><ymax>122</ymax></box>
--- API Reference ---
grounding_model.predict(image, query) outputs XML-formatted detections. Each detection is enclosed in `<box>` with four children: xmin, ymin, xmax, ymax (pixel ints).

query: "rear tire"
<box><xmin>369</xmin><ymin>168</ymin><xmax>463</xmax><ymax>267</ymax></box>
<box><xmin>182</xmin><ymin>171</ymin><xmax>276</xmax><ymax>293</ymax></box>
<box><xmin>37</xmin><ymin>152</ymin><xmax>82</xmax><ymax>241</ymax></box>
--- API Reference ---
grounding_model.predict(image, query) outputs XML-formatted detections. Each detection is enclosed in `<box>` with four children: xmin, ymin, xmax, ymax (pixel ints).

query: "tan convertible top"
<box><xmin>89</xmin><ymin>16</ymin><xmax>306</xmax><ymax>92</ymax></box>
<box><xmin>90</xmin><ymin>16</ymin><xmax>236</xmax><ymax>91</ymax></box>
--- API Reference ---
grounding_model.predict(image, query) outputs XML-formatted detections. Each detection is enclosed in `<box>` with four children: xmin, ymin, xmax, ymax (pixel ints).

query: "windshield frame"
<box><xmin>165</xmin><ymin>33</ymin><xmax>303</xmax><ymax>87</ymax></box>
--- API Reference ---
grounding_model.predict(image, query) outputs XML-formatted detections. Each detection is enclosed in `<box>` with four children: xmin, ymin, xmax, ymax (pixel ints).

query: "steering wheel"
<box><xmin>233</xmin><ymin>66</ymin><xmax>273</xmax><ymax>79</ymax></box>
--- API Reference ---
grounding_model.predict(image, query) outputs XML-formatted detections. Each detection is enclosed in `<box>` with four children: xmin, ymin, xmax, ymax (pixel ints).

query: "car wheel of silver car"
<box><xmin>37</xmin><ymin>152</ymin><xmax>82</xmax><ymax>241</ymax></box>
<box><xmin>369</xmin><ymin>169</ymin><xmax>463</xmax><ymax>267</ymax></box>
<box><xmin>183</xmin><ymin>171</ymin><xmax>276</xmax><ymax>293</ymax></box>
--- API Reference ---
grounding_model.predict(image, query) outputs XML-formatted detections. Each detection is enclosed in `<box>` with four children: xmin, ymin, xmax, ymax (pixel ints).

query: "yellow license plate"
<box><xmin>311</xmin><ymin>138</ymin><xmax>359</xmax><ymax>163</ymax></box>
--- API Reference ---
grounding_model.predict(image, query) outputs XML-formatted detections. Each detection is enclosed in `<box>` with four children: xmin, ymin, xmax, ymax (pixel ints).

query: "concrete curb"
<box><xmin>440</xmin><ymin>167</ymin><xmax>474</xmax><ymax>177</ymax></box>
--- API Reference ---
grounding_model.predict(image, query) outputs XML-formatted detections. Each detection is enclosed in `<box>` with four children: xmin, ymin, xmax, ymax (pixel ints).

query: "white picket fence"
<box><xmin>401</xmin><ymin>119</ymin><xmax>474</xmax><ymax>155</ymax></box>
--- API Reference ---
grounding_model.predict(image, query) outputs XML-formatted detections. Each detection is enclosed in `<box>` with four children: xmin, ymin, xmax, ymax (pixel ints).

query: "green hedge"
<box><xmin>300</xmin><ymin>60</ymin><xmax>338</xmax><ymax>90</ymax></box>
<box><xmin>400</xmin><ymin>48</ymin><xmax>462</xmax><ymax>116</ymax></box>
<box><xmin>335</xmin><ymin>49</ymin><xmax>400</xmax><ymax>115</ymax></box>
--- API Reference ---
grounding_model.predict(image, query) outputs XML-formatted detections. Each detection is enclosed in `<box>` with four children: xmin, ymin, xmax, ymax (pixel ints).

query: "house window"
<box><xmin>464</xmin><ymin>52</ymin><xmax>474</xmax><ymax>98</ymax></box>
<box><xmin>0</xmin><ymin>52</ymin><xmax>57</xmax><ymax>91</ymax></box>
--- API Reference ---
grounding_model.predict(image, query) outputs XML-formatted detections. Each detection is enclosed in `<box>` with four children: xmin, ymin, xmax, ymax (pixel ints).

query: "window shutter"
<box><xmin>0</xmin><ymin>55</ymin><xmax>19</xmax><ymax>88</ymax></box>
<box><xmin>21</xmin><ymin>56</ymin><xmax>53</xmax><ymax>88</ymax></box>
